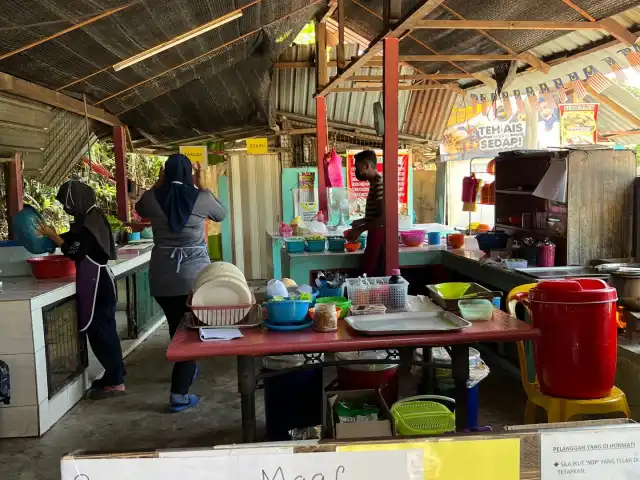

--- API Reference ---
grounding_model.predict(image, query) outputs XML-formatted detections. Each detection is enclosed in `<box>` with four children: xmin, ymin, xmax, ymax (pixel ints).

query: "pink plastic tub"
<box><xmin>400</xmin><ymin>230</ymin><xmax>425</xmax><ymax>247</ymax></box>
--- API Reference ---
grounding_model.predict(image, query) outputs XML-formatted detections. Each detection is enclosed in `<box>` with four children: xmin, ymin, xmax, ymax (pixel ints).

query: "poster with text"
<box><xmin>560</xmin><ymin>103</ymin><xmax>598</xmax><ymax>146</ymax></box>
<box><xmin>294</xmin><ymin>171</ymin><xmax>317</xmax><ymax>221</ymax></box>
<box><xmin>346</xmin><ymin>150</ymin><xmax>409</xmax><ymax>219</ymax></box>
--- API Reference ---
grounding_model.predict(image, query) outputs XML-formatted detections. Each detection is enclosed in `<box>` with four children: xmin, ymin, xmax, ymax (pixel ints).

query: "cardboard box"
<box><xmin>323</xmin><ymin>389</ymin><xmax>395</xmax><ymax>440</ymax></box>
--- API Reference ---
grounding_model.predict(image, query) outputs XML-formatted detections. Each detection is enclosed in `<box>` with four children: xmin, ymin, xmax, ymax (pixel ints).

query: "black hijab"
<box><xmin>57</xmin><ymin>180</ymin><xmax>116</xmax><ymax>260</ymax></box>
<box><xmin>153</xmin><ymin>153</ymin><xmax>200</xmax><ymax>233</ymax></box>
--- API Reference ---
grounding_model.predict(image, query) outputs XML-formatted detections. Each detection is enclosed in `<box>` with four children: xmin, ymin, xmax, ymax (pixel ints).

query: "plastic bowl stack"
<box><xmin>191</xmin><ymin>262</ymin><xmax>252</xmax><ymax>326</ymax></box>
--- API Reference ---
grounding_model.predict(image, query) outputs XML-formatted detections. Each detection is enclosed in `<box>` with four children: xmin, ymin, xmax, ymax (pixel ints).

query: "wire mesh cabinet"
<box><xmin>122</xmin><ymin>264</ymin><xmax>164</xmax><ymax>338</ymax></box>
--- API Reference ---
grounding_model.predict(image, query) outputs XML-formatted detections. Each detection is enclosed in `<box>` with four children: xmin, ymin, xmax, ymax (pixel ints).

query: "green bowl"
<box><xmin>315</xmin><ymin>296</ymin><xmax>351</xmax><ymax>319</ymax></box>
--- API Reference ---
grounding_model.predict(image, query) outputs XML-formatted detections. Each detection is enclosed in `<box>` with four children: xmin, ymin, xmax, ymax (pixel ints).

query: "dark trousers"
<box><xmin>154</xmin><ymin>295</ymin><xmax>194</xmax><ymax>395</ymax></box>
<box><xmin>87</xmin><ymin>271</ymin><xmax>125</xmax><ymax>386</ymax></box>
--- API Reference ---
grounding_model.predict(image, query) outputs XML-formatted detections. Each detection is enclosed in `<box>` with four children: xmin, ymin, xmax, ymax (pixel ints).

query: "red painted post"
<box><xmin>383</xmin><ymin>37</ymin><xmax>399</xmax><ymax>275</ymax></box>
<box><xmin>6</xmin><ymin>153</ymin><xmax>23</xmax><ymax>240</ymax></box>
<box><xmin>316</xmin><ymin>95</ymin><xmax>328</xmax><ymax>214</ymax></box>
<box><xmin>113</xmin><ymin>126</ymin><xmax>129</xmax><ymax>222</ymax></box>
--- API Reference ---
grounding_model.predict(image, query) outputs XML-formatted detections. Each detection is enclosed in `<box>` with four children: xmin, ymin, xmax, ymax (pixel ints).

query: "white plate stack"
<box><xmin>191</xmin><ymin>262</ymin><xmax>253</xmax><ymax>326</ymax></box>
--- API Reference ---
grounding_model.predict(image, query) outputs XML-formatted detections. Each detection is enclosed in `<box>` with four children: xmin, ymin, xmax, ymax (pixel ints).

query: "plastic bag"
<box><xmin>325</xmin><ymin>149</ymin><xmax>344</xmax><ymax>188</ymax></box>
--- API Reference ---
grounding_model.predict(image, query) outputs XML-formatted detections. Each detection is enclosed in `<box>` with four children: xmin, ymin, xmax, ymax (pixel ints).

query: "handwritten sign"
<box><xmin>247</xmin><ymin>137</ymin><xmax>268</xmax><ymax>154</ymax></box>
<box><xmin>179</xmin><ymin>145</ymin><xmax>207</xmax><ymax>166</ymax></box>
<box><xmin>541</xmin><ymin>428</ymin><xmax>640</xmax><ymax>479</ymax></box>
<box><xmin>340</xmin><ymin>438</ymin><xmax>519</xmax><ymax>479</ymax></box>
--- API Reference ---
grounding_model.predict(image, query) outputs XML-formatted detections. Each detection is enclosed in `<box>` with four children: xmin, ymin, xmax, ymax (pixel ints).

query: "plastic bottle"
<box><xmin>389</xmin><ymin>269</ymin><xmax>405</xmax><ymax>284</ymax></box>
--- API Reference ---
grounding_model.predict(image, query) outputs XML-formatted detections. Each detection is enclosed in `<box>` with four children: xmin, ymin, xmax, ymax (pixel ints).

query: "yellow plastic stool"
<box><xmin>507</xmin><ymin>283</ymin><xmax>631</xmax><ymax>424</ymax></box>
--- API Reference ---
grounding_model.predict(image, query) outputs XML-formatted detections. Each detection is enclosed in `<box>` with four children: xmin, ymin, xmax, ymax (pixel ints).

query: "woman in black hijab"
<box><xmin>39</xmin><ymin>180</ymin><xmax>126</xmax><ymax>399</ymax></box>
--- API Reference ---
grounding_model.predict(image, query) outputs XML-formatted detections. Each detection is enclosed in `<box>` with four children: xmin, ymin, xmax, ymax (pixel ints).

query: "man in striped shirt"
<box><xmin>346</xmin><ymin>150</ymin><xmax>385</xmax><ymax>276</ymax></box>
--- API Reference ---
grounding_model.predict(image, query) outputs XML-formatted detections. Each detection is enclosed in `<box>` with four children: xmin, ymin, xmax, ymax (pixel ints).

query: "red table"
<box><xmin>167</xmin><ymin>310</ymin><xmax>539</xmax><ymax>442</ymax></box>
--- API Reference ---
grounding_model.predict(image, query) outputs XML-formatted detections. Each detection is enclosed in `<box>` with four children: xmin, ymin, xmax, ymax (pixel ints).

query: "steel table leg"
<box><xmin>451</xmin><ymin>344</ymin><xmax>470</xmax><ymax>431</ymax></box>
<box><xmin>237</xmin><ymin>355</ymin><xmax>257</xmax><ymax>442</ymax></box>
<box><xmin>421</xmin><ymin>346</ymin><xmax>434</xmax><ymax>394</ymax></box>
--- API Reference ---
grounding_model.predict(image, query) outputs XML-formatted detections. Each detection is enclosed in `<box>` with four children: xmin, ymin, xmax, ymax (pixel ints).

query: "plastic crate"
<box><xmin>319</xmin><ymin>284</ymin><xmax>344</xmax><ymax>298</ymax></box>
<box><xmin>285</xmin><ymin>238</ymin><xmax>305</xmax><ymax>253</ymax></box>
<box><xmin>346</xmin><ymin>276</ymin><xmax>408</xmax><ymax>310</ymax></box>
<box><xmin>306</xmin><ymin>239</ymin><xmax>326</xmax><ymax>252</ymax></box>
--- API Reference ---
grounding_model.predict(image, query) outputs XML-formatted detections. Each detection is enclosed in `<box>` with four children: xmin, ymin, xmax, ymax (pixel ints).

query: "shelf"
<box><xmin>495</xmin><ymin>189</ymin><xmax>535</xmax><ymax>195</ymax></box>
<box><xmin>495</xmin><ymin>223</ymin><xmax>566</xmax><ymax>238</ymax></box>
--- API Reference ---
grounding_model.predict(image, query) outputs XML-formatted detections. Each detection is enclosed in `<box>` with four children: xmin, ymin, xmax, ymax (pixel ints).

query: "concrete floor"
<box><xmin>0</xmin><ymin>323</ymin><xmax>526</xmax><ymax>480</ymax></box>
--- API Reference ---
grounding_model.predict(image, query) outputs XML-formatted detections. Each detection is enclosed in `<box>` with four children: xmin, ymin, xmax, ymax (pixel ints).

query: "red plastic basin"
<box><xmin>27</xmin><ymin>255</ymin><xmax>76</xmax><ymax>279</ymax></box>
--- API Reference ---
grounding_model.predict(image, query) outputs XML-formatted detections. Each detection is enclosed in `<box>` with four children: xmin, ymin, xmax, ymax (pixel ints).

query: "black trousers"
<box><xmin>87</xmin><ymin>270</ymin><xmax>125</xmax><ymax>386</ymax></box>
<box><xmin>154</xmin><ymin>295</ymin><xmax>195</xmax><ymax>395</ymax></box>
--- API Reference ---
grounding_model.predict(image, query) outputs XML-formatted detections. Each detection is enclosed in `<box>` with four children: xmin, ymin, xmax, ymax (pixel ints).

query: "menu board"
<box><xmin>559</xmin><ymin>103</ymin><xmax>598</xmax><ymax>146</ymax></box>
<box><xmin>346</xmin><ymin>150</ymin><xmax>410</xmax><ymax>219</ymax></box>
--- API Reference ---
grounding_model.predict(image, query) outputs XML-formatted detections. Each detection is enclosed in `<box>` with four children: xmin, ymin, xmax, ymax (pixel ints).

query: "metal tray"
<box><xmin>345</xmin><ymin>311</ymin><xmax>471</xmax><ymax>336</ymax></box>
<box><xmin>515</xmin><ymin>266</ymin><xmax>609</xmax><ymax>280</ymax></box>
<box><xmin>427</xmin><ymin>283</ymin><xmax>491</xmax><ymax>311</ymax></box>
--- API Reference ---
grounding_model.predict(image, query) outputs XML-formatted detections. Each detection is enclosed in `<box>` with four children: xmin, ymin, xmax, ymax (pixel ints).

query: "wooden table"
<box><xmin>167</xmin><ymin>309</ymin><xmax>539</xmax><ymax>442</ymax></box>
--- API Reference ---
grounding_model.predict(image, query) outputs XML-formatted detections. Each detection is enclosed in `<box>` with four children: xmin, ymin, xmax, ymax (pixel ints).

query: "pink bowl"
<box><xmin>400</xmin><ymin>230</ymin><xmax>425</xmax><ymax>246</ymax></box>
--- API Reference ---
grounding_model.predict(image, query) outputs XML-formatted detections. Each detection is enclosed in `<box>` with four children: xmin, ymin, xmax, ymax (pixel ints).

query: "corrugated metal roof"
<box><xmin>404</xmin><ymin>87</ymin><xmax>460</xmax><ymax>141</ymax></box>
<box><xmin>275</xmin><ymin>44</ymin><xmax>412</xmax><ymax>131</ymax></box>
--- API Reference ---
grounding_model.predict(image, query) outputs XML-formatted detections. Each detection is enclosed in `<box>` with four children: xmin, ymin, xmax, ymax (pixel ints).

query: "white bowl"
<box><xmin>192</xmin><ymin>276</ymin><xmax>252</xmax><ymax>307</ymax></box>
<box><xmin>195</xmin><ymin>262</ymin><xmax>246</xmax><ymax>290</ymax></box>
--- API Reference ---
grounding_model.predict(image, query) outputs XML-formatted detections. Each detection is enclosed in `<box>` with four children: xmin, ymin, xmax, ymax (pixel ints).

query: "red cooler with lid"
<box><xmin>517</xmin><ymin>278</ymin><xmax>617</xmax><ymax>399</ymax></box>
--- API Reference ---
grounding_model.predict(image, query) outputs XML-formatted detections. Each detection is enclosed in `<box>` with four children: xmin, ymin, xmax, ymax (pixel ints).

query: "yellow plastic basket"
<box><xmin>391</xmin><ymin>395</ymin><xmax>456</xmax><ymax>436</ymax></box>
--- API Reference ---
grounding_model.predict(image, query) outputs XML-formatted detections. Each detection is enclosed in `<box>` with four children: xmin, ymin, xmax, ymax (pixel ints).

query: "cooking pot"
<box><xmin>475</xmin><ymin>231</ymin><xmax>509</xmax><ymax>253</ymax></box>
<box><xmin>608</xmin><ymin>271</ymin><xmax>640</xmax><ymax>310</ymax></box>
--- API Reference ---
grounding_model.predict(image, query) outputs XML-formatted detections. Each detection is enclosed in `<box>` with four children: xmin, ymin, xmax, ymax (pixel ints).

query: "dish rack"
<box><xmin>346</xmin><ymin>276</ymin><xmax>408</xmax><ymax>311</ymax></box>
<box><xmin>188</xmin><ymin>293</ymin><xmax>257</xmax><ymax>327</ymax></box>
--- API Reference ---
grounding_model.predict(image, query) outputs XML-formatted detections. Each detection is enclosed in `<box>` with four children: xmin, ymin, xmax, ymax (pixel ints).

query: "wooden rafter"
<box><xmin>367</xmin><ymin>54</ymin><xmax>521</xmax><ymax>62</ymax></box>
<box><xmin>560</xmin><ymin>0</ymin><xmax>635</xmax><ymax>45</ymax></box>
<box><xmin>337</xmin><ymin>0</ymin><xmax>346</xmax><ymax>71</ymax></box>
<box><xmin>315</xmin><ymin>21</ymin><xmax>329</xmax><ymax>91</ymax></box>
<box><xmin>414</xmin><ymin>20</ymin><xmax>615</xmax><ymax>31</ymax></box>
<box><xmin>318</xmin><ymin>0</ymin><xmax>446</xmax><ymax>96</ymax></box>
<box><xmin>0</xmin><ymin>1</ymin><xmax>140</xmax><ymax>62</ymax></box>
<box><xmin>581</xmin><ymin>82</ymin><xmax>640</xmax><ymax>127</ymax></box>
<box><xmin>333</xmin><ymin>84</ymin><xmax>464</xmax><ymax>93</ymax></box>
<box><xmin>0</xmin><ymin>72</ymin><xmax>121</xmax><ymax>126</ymax></box>
<box><xmin>349</xmin><ymin>73</ymin><xmax>474</xmax><ymax>80</ymax></box>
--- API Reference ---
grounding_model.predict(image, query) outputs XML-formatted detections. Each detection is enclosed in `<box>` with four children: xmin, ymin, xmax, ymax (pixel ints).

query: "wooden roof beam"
<box><xmin>0</xmin><ymin>72</ymin><xmax>122</xmax><ymax>127</ymax></box>
<box><xmin>413</xmin><ymin>20</ymin><xmax>611</xmax><ymax>31</ymax></box>
<box><xmin>367</xmin><ymin>54</ymin><xmax>520</xmax><ymax>62</ymax></box>
<box><xmin>317</xmin><ymin>0</ymin><xmax>446</xmax><ymax>96</ymax></box>
<box><xmin>581</xmin><ymin>82</ymin><xmax>640</xmax><ymax>127</ymax></box>
<box><xmin>349</xmin><ymin>73</ymin><xmax>474</xmax><ymax>80</ymax></box>
<box><xmin>333</xmin><ymin>84</ymin><xmax>464</xmax><ymax>93</ymax></box>
<box><xmin>560</xmin><ymin>0</ymin><xmax>635</xmax><ymax>45</ymax></box>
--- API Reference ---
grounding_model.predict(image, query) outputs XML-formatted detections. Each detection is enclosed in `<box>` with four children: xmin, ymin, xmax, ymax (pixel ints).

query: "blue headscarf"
<box><xmin>154</xmin><ymin>153</ymin><xmax>200</xmax><ymax>233</ymax></box>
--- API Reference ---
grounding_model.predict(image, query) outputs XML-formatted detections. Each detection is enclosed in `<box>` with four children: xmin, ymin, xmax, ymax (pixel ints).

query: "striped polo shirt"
<box><xmin>364</xmin><ymin>174</ymin><xmax>384</xmax><ymax>221</ymax></box>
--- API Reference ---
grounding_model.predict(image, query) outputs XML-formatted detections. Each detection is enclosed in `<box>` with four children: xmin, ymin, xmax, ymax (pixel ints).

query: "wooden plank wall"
<box><xmin>567</xmin><ymin>149</ymin><xmax>636</xmax><ymax>265</ymax></box>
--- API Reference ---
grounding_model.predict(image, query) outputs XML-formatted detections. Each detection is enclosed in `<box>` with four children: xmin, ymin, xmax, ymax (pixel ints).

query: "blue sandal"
<box><xmin>168</xmin><ymin>394</ymin><xmax>200</xmax><ymax>413</ymax></box>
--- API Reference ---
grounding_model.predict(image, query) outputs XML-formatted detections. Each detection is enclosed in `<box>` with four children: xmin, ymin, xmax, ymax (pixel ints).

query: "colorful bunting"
<box><xmin>490</xmin><ymin>93</ymin><xmax>498</xmax><ymax>118</ymax></box>
<box><xmin>552</xmin><ymin>78</ymin><xmax>568</xmax><ymax>103</ymax></box>
<box><xmin>513</xmin><ymin>89</ymin><xmax>525</xmax><ymax>113</ymax></box>
<box><xmin>568</xmin><ymin>72</ymin><xmax>588</xmax><ymax>100</ymax></box>
<box><xmin>480</xmin><ymin>93</ymin><xmax>488</xmax><ymax>116</ymax></box>
<box><xmin>501</xmin><ymin>91</ymin><xmax>513</xmax><ymax>117</ymax></box>
<box><xmin>525</xmin><ymin>86</ymin><xmax>537</xmax><ymax>111</ymax></box>
<box><xmin>618</xmin><ymin>46</ymin><xmax>640</xmax><ymax>73</ymax></box>
<box><xmin>470</xmin><ymin>93</ymin><xmax>479</xmax><ymax>112</ymax></box>
<box><xmin>583</xmin><ymin>65</ymin><xmax>613</xmax><ymax>93</ymax></box>
<box><xmin>602</xmin><ymin>56</ymin><xmax>627</xmax><ymax>82</ymax></box>
<box><xmin>538</xmin><ymin>83</ymin><xmax>557</xmax><ymax>109</ymax></box>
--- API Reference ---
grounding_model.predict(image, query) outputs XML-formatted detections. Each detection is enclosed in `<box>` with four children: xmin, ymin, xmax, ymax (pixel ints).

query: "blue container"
<box><xmin>12</xmin><ymin>206</ymin><xmax>56</xmax><ymax>254</ymax></box>
<box><xmin>328</xmin><ymin>237</ymin><xmax>346</xmax><ymax>252</ymax></box>
<box><xmin>319</xmin><ymin>285</ymin><xmax>344</xmax><ymax>298</ymax></box>
<box><xmin>128</xmin><ymin>231</ymin><xmax>141</xmax><ymax>241</ymax></box>
<box><xmin>359</xmin><ymin>235</ymin><xmax>367</xmax><ymax>249</ymax></box>
<box><xmin>427</xmin><ymin>231</ymin><xmax>441</xmax><ymax>245</ymax></box>
<box><xmin>306</xmin><ymin>239</ymin><xmax>326</xmax><ymax>252</ymax></box>
<box><xmin>434</xmin><ymin>384</ymin><xmax>480</xmax><ymax>429</ymax></box>
<box><xmin>285</xmin><ymin>239</ymin><xmax>305</xmax><ymax>253</ymax></box>
<box><xmin>265</xmin><ymin>300</ymin><xmax>311</xmax><ymax>325</ymax></box>
<box><xmin>263</xmin><ymin>356</ymin><xmax>323</xmax><ymax>441</ymax></box>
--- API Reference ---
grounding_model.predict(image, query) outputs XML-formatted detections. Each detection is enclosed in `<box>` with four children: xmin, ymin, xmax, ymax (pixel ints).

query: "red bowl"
<box><xmin>27</xmin><ymin>255</ymin><xmax>76</xmax><ymax>279</ymax></box>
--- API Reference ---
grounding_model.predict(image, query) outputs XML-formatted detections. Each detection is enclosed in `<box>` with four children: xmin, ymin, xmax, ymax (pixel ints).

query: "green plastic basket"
<box><xmin>391</xmin><ymin>395</ymin><xmax>456</xmax><ymax>436</ymax></box>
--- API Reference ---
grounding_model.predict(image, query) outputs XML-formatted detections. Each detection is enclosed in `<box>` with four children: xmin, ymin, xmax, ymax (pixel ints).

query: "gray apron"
<box><xmin>76</xmin><ymin>255</ymin><xmax>116</xmax><ymax>332</ymax></box>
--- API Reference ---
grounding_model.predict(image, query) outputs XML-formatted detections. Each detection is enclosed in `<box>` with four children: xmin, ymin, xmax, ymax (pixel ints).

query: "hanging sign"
<box><xmin>340</xmin><ymin>438</ymin><xmax>520</xmax><ymax>479</ymax></box>
<box><xmin>541</xmin><ymin>427</ymin><xmax>640</xmax><ymax>479</ymax></box>
<box><xmin>295</xmin><ymin>171</ymin><xmax>318</xmax><ymax>221</ymax></box>
<box><xmin>346</xmin><ymin>150</ymin><xmax>410</xmax><ymax>219</ymax></box>
<box><xmin>246</xmin><ymin>137</ymin><xmax>268</xmax><ymax>154</ymax></box>
<box><xmin>559</xmin><ymin>103</ymin><xmax>598</xmax><ymax>146</ymax></box>
<box><xmin>179</xmin><ymin>145</ymin><xmax>207</xmax><ymax>166</ymax></box>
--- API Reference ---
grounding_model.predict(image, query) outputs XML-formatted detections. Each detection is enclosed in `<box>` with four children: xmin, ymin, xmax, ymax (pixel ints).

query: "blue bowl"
<box><xmin>285</xmin><ymin>239</ymin><xmax>305</xmax><ymax>253</ymax></box>
<box><xmin>359</xmin><ymin>235</ymin><xmax>367</xmax><ymax>249</ymax></box>
<box><xmin>306</xmin><ymin>239</ymin><xmax>326</xmax><ymax>252</ymax></box>
<box><xmin>128</xmin><ymin>231</ymin><xmax>141</xmax><ymax>241</ymax></box>
<box><xmin>328</xmin><ymin>238</ymin><xmax>346</xmax><ymax>252</ymax></box>
<box><xmin>265</xmin><ymin>300</ymin><xmax>312</xmax><ymax>325</ymax></box>
<box><xmin>12</xmin><ymin>206</ymin><xmax>56</xmax><ymax>254</ymax></box>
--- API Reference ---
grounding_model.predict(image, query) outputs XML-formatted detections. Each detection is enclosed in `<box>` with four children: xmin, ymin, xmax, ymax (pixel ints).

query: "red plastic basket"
<box><xmin>27</xmin><ymin>255</ymin><xmax>76</xmax><ymax>279</ymax></box>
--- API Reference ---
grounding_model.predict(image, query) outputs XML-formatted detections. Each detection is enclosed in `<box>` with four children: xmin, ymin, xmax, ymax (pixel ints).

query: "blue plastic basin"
<box><xmin>265</xmin><ymin>300</ymin><xmax>311</xmax><ymax>325</ymax></box>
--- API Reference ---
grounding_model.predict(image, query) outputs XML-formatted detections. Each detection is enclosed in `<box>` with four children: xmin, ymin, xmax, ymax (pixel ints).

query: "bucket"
<box><xmin>516</xmin><ymin>279</ymin><xmax>617</xmax><ymax>399</ymax></box>
<box><xmin>413</xmin><ymin>347</ymin><xmax>488</xmax><ymax>429</ymax></box>
<box><xmin>335</xmin><ymin>350</ymin><xmax>399</xmax><ymax>405</ymax></box>
<box><xmin>262</xmin><ymin>354</ymin><xmax>324</xmax><ymax>441</ymax></box>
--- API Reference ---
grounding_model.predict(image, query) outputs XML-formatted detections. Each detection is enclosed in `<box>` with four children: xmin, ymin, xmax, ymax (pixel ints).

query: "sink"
<box><xmin>515</xmin><ymin>266</ymin><xmax>610</xmax><ymax>280</ymax></box>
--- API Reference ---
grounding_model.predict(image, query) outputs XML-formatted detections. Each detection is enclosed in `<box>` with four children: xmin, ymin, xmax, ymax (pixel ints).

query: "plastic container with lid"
<box><xmin>515</xmin><ymin>278</ymin><xmax>617</xmax><ymax>399</ymax></box>
<box><xmin>336</xmin><ymin>350</ymin><xmax>399</xmax><ymax>405</ymax></box>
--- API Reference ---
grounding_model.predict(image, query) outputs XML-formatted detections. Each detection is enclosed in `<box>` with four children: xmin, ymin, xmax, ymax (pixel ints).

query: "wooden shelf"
<box><xmin>495</xmin><ymin>223</ymin><xmax>566</xmax><ymax>238</ymax></box>
<box><xmin>495</xmin><ymin>189</ymin><xmax>535</xmax><ymax>195</ymax></box>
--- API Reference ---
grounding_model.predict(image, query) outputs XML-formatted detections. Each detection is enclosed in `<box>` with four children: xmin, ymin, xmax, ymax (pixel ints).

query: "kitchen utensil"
<box><xmin>192</xmin><ymin>276</ymin><xmax>252</xmax><ymax>307</ymax></box>
<box><xmin>345</xmin><ymin>311</ymin><xmax>471</xmax><ymax>335</ymax></box>
<box><xmin>27</xmin><ymin>255</ymin><xmax>76</xmax><ymax>279</ymax></box>
<box><xmin>427</xmin><ymin>231</ymin><xmax>441</xmax><ymax>245</ymax></box>
<box><xmin>315</xmin><ymin>296</ymin><xmax>351</xmax><ymax>318</ymax></box>
<box><xmin>391</xmin><ymin>395</ymin><xmax>455</xmax><ymax>436</ymax></box>
<box><xmin>264</xmin><ymin>300</ymin><xmax>312</xmax><ymax>325</ymax></box>
<box><xmin>400</xmin><ymin>230</ymin><xmax>425</xmax><ymax>246</ymax></box>
<box><xmin>285</xmin><ymin>238</ymin><xmax>305</xmax><ymax>253</ymax></box>
<box><xmin>306</xmin><ymin>239</ymin><xmax>326</xmax><ymax>252</ymax></box>
<box><xmin>264</xmin><ymin>319</ymin><xmax>313</xmax><ymax>332</ymax></box>
<box><xmin>427</xmin><ymin>282</ymin><xmax>492</xmax><ymax>310</ymax></box>
<box><xmin>447</xmin><ymin>233</ymin><xmax>465</xmax><ymax>249</ymax></box>
<box><xmin>537</xmin><ymin>243</ymin><xmax>556</xmax><ymax>267</ymax></box>
<box><xmin>458</xmin><ymin>299</ymin><xmax>493</xmax><ymax>321</ymax></box>
<box><xmin>344</xmin><ymin>242</ymin><xmax>360</xmax><ymax>252</ymax></box>
<box><xmin>12</xmin><ymin>205</ymin><xmax>56</xmax><ymax>254</ymax></box>
<box><xmin>266</xmin><ymin>279</ymin><xmax>289</xmax><ymax>298</ymax></box>
<box><xmin>475</xmin><ymin>231</ymin><xmax>508</xmax><ymax>253</ymax></box>
<box><xmin>608</xmin><ymin>271</ymin><xmax>640</xmax><ymax>309</ymax></box>
<box><xmin>432</xmin><ymin>282</ymin><xmax>471</xmax><ymax>299</ymax></box>
<box><xmin>327</xmin><ymin>237</ymin><xmax>346</xmax><ymax>252</ymax></box>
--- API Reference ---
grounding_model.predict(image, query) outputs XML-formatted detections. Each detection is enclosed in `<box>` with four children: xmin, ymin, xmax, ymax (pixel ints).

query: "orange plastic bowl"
<box><xmin>345</xmin><ymin>242</ymin><xmax>360</xmax><ymax>252</ymax></box>
<box><xmin>447</xmin><ymin>233</ymin><xmax>465</xmax><ymax>249</ymax></box>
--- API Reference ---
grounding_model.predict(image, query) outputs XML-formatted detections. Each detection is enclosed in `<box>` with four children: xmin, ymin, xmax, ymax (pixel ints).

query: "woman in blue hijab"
<box><xmin>136</xmin><ymin>153</ymin><xmax>226</xmax><ymax>412</ymax></box>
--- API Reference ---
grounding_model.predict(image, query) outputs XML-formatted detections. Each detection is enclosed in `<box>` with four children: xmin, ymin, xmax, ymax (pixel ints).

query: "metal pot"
<box><xmin>609</xmin><ymin>271</ymin><xmax>640</xmax><ymax>310</ymax></box>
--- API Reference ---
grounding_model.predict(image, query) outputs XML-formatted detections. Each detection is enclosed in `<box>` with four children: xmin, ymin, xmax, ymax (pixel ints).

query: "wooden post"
<box><xmin>5</xmin><ymin>153</ymin><xmax>23</xmax><ymax>240</ymax></box>
<box><xmin>113</xmin><ymin>126</ymin><xmax>129</xmax><ymax>222</ymax></box>
<box><xmin>315</xmin><ymin>21</ymin><xmax>329</xmax><ymax>90</ymax></box>
<box><xmin>337</xmin><ymin>0</ymin><xmax>346</xmax><ymax>72</ymax></box>
<box><xmin>383</xmin><ymin>37</ymin><xmax>399</xmax><ymax>275</ymax></box>
<box><xmin>383</xmin><ymin>0</ymin><xmax>402</xmax><ymax>31</ymax></box>
<box><xmin>316</xmin><ymin>96</ymin><xmax>328</xmax><ymax>214</ymax></box>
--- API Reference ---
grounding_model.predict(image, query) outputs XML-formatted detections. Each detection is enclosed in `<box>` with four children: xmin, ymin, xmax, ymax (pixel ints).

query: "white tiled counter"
<box><xmin>0</xmin><ymin>250</ymin><xmax>153</xmax><ymax>438</ymax></box>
